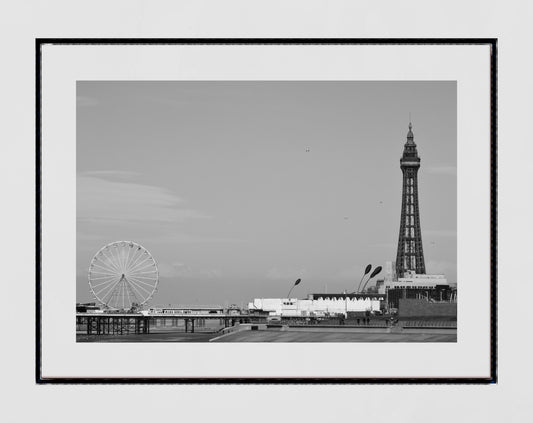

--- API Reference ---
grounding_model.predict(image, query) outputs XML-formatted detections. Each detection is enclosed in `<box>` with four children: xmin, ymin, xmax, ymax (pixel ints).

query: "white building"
<box><xmin>379</xmin><ymin>271</ymin><xmax>448</xmax><ymax>294</ymax></box>
<box><xmin>384</xmin><ymin>261</ymin><xmax>396</xmax><ymax>282</ymax></box>
<box><xmin>145</xmin><ymin>305</ymin><xmax>224</xmax><ymax>315</ymax></box>
<box><xmin>248</xmin><ymin>293</ymin><xmax>383</xmax><ymax>317</ymax></box>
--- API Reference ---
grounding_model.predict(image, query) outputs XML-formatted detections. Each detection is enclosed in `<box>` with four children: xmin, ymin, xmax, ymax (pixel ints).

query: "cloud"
<box><xmin>77</xmin><ymin>174</ymin><xmax>210</xmax><ymax>224</ymax></box>
<box><xmin>425</xmin><ymin>165</ymin><xmax>456</xmax><ymax>176</ymax></box>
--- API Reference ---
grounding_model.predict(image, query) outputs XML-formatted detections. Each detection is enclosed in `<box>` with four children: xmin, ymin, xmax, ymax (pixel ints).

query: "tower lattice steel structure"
<box><xmin>396</xmin><ymin>122</ymin><xmax>426</xmax><ymax>278</ymax></box>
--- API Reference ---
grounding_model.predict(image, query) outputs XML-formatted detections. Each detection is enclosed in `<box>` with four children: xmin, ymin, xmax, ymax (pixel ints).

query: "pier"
<box><xmin>76</xmin><ymin>313</ymin><xmax>255</xmax><ymax>336</ymax></box>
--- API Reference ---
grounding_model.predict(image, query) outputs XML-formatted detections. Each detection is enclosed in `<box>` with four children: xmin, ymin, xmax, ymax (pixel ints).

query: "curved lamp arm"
<box><xmin>287</xmin><ymin>278</ymin><xmax>302</xmax><ymax>298</ymax></box>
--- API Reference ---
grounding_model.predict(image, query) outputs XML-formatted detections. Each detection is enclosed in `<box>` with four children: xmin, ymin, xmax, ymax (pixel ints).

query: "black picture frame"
<box><xmin>36</xmin><ymin>38</ymin><xmax>497</xmax><ymax>384</ymax></box>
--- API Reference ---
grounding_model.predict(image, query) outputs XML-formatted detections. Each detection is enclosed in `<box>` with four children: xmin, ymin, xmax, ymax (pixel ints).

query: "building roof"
<box><xmin>151</xmin><ymin>304</ymin><xmax>224</xmax><ymax>310</ymax></box>
<box><xmin>308</xmin><ymin>293</ymin><xmax>385</xmax><ymax>299</ymax></box>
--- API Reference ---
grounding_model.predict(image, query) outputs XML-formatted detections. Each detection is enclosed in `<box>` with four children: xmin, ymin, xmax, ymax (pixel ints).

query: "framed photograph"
<box><xmin>37</xmin><ymin>38</ymin><xmax>496</xmax><ymax>383</ymax></box>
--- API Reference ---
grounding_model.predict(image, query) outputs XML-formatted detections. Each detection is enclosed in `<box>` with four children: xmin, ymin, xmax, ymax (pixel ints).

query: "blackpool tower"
<box><xmin>395</xmin><ymin>122</ymin><xmax>426</xmax><ymax>278</ymax></box>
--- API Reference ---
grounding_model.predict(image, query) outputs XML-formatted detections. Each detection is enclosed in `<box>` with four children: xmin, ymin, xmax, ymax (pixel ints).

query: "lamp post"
<box><xmin>361</xmin><ymin>266</ymin><xmax>383</xmax><ymax>293</ymax></box>
<box><xmin>287</xmin><ymin>278</ymin><xmax>302</xmax><ymax>299</ymax></box>
<box><xmin>355</xmin><ymin>264</ymin><xmax>372</xmax><ymax>294</ymax></box>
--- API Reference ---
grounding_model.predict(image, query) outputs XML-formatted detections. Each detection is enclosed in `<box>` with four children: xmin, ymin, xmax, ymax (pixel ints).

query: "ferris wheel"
<box><xmin>88</xmin><ymin>241</ymin><xmax>159</xmax><ymax>310</ymax></box>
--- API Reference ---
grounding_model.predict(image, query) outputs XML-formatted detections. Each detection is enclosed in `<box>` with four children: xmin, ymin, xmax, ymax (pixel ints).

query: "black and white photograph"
<box><xmin>76</xmin><ymin>81</ymin><xmax>458</xmax><ymax>344</ymax></box>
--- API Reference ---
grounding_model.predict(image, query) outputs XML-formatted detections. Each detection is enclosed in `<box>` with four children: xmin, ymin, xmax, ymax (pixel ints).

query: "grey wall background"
<box><xmin>77</xmin><ymin>81</ymin><xmax>456</xmax><ymax>305</ymax></box>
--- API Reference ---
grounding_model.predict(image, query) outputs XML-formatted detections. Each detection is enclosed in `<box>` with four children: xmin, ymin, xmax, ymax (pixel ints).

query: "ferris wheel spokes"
<box><xmin>100</xmin><ymin>250</ymin><xmax>121</xmax><ymax>272</ymax></box>
<box><xmin>127</xmin><ymin>278</ymin><xmax>156</xmax><ymax>292</ymax></box>
<box><xmin>94</xmin><ymin>280</ymin><xmax>121</xmax><ymax>301</ymax></box>
<box><xmin>125</xmin><ymin>249</ymin><xmax>144</xmax><ymax>271</ymax></box>
<box><xmin>90</xmin><ymin>277</ymin><xmax>118</xmax><ymax>289</ymax></box>
<box><xmin>127</xmin><ymin>278</ymin><xmax>153</xmax><ymax>296</ymax></box>
<box><xmin>126</xmin><ymin>281</ymin><xmax>143</xmax><ymax>304</ymax></box>
<box><xmin>127</xmin><ymin>256</ymin><xmax>153</xmax><ymax>274</ymax></box>
<box><xmin>114</xmin><ymin>245</ymin><xmax>125</xmax><ymax>273</ymax></box>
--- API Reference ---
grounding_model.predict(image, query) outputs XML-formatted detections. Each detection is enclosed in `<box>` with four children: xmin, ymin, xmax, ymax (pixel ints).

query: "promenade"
<box><xmin>77</xmin><ymin>325</ymin><xmax>456</xmax><ymax>343</ymax></box>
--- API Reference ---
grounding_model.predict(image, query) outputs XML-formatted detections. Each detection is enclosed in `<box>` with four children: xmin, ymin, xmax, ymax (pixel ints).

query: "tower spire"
<box><xmin>406</xmin><ymin>120</ymin><xmax>414</xmax><ymax>144</ymax></box>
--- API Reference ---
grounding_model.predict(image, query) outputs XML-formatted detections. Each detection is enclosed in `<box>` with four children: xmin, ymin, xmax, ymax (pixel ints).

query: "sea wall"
<box><xmin>398</xmin><ymin>299</ymin><xmax>457</xmax><ymax>320</ymax></box>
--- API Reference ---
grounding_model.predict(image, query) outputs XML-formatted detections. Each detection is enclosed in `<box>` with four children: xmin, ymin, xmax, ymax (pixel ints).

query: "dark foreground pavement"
<box><xmin>77</xmin><ymin>332</ymin><xmax>215</xmax><ymax>342</ymax></box>
<box><xmin>77</xmin><ymin>328</ymin><xmax>456</xmax><ymax>343</ymax></box>
<box><xmin>212</xmin><ymin>330</ymin><xmax>456</xmax><ymax>342</ymax></box>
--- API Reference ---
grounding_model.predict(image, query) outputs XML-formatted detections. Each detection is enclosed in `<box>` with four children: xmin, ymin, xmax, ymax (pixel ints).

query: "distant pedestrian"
<box><xmin>357</xmin><ymin>318</ymin><xmax>360</xmax><ymax>325</ymax></box>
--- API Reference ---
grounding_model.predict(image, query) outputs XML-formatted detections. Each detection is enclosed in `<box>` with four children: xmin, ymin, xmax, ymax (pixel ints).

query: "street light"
<box><xmin>355</xmin><ymin>264</ymin><xmax>372</xmax><ymax>294</ymax></box>
<box><xmin>287</xmin><ymin>278</ymin><xmax>302</xmax><ymax>299</ymax></box>
<box><xmin>361</xmin><ymin>266</ymin><xmax>383</xmax><ymax>293</ymax></box>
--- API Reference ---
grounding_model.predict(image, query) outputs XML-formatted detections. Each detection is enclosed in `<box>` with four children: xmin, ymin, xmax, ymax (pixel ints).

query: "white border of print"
<box><xmin>41</xmin><ymin>43</ymin><xmax>490</xmax><ymax>378</ymax></box>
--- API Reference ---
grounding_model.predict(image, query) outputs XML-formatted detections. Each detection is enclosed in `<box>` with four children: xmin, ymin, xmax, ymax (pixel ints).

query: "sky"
<box><xmin>76</xmin><ymin>81</ymin><xmax>456</xmax><ymax>306</ymax></box>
